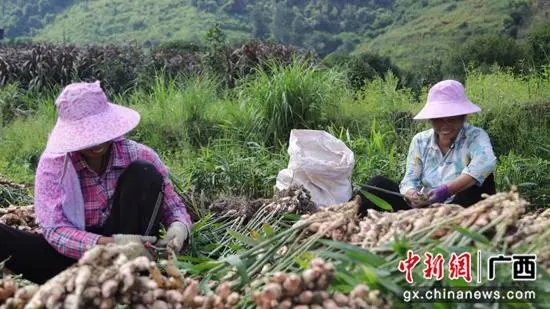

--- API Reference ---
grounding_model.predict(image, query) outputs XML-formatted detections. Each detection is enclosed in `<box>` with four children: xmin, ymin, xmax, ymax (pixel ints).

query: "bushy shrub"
<box><xmin>0</xmin><ymin>40</ymin><xmax>315</xmax><ymax>97</ymax></box>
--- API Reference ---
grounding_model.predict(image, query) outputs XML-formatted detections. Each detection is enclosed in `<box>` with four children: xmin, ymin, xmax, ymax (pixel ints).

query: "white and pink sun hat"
<box><xmin>413</xmin><ymin>80</ymin><xmax>481</xmax><ymax>120</ymax></box>
<box><xmin>45</xmin><ymin>81</ymin><xmax>141</xmax><ymax>153</ymax></box>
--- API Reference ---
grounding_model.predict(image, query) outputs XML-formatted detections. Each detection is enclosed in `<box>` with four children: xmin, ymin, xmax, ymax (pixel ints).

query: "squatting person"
<box><xmin>0</xmin><ymin>81</ymin><xmax>193</xmax><ymax>284</ymax></box>
<box><xmin>357</xmin><ymin>79</ymin><xmax>497</xmax><ymax>216</ymax></box>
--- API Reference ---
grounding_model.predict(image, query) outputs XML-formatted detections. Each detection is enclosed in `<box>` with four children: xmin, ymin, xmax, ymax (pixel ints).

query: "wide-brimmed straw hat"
<box><xmin>45</xmin><ymin>81</ymin><xmax>140</xmax><ymax>153</ymax></box>
<box><xmin>414</xmin><ymin>80</ymin><xmax>481</xmax><ymax>120</ymax></box>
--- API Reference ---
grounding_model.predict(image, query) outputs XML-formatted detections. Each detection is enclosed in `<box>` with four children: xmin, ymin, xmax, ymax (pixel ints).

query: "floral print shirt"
<box><xmin>399</xmin><ymin>122</ymin><xmax>497</xmax><ymax>202</ymax></box>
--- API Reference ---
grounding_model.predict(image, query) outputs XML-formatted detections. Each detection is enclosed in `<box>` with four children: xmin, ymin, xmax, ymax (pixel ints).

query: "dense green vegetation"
<box><xmin>2</xmin><ymin>22</ymin><xmax>550</xmax><ymax>104</ymax></box>
<box><xmin>1</xmin><ymin>0</ymin><xmax>548</xmax><ymax>69</ymax></box>
<box><xmin>0</xmin><ymin>18</ymin><xmax>549</xmax><ymax>308</ymax></box>
<box><xmin>1</xmin><ymin>48</ymin><xmax>550</xmax><ymax>209</ymax></box>
<box><xmin>0</xmin><ymin>2</ymin><xmax>549</xmax><ymax>304</ymax></box>
<box><xmin>1</xmin><ymin>38</ymin><xmax>550</xmax><ymax>308</ymax></box>
<box><xmin>0</xmin><ymin>21</ymin><xmax>549</xmax><ymax>207</ymax></box>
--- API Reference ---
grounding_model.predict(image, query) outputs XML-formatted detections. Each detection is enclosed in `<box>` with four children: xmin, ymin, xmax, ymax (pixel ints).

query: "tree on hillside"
<box><xmin>445</xmin><ymin>34</ymin><xmax>528</xmax><ymax>78</ymax></box>
<box><xmin>251</xmin><ymin>5</ymin><xmax>270</xmax><ymax>40</ymax></box>
<box><xmin>526</xmin><ymin>24</ymin><xmax>550</xmax><ymax>69</ymax></box>
<box><xmin>324</xmin><ymin>51</ymin><xmax>401</xmax><ymax>91</ymax></box>
<box><xmin>291</xmin><ymin>14</ymin><xmax>310</xmax><ymax>45</ymax></box>
<box><xmin>1</xmin><ymin>0</ymin><xmax>77</xmax><ymax>38</ymax></box>
<box><xmin>271</xmin><ymin>2</ymin><xmax>294</xmax><ymax>44</ymax></box>
<box><xmin>501</xmin><ymin>0</ymin><xmax>531</xmax><ymax>38</ymax></box>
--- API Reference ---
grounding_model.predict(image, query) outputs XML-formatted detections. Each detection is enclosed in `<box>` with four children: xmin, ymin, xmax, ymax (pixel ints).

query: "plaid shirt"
<box><xmin>34</xmin><ymin>138</ymin><xmax>192</xmax><ymax>259</ymax></box>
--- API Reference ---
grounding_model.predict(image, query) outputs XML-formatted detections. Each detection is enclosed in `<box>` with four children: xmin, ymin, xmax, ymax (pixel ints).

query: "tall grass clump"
<box><xmin>232</xmin><ymin>60</ymin><xmax>351</xmax><ymax>147</ymax></box>
<box><xmin>165</xmin><ymin>139</ymin><xmax>288</xmax><ymax>200</ymax></box>
<box><xmin>0</xmin><ymin>99</ymin><xmax>57</xmax><ymax>183</ymax></box>
<box><xmin>461</xmin><ymin>68</ymin><xmax>550</xmax><ymax>158</ymax></box>
<box><xmin>127</xmin><ymin>72</ymin><xmax>224</xmax><ymax>151</ymax></box>
<box><xmin>348</xmin><ymin>123</ymin><xmax>408</xmax><ymax>188</ymax></box>
<box><xmin>496</xmin><ymin>152</ymin><xmax>550</xmax><ymax>207</ymax></box>
<box><xmin>335</xmin><ymin>72</ymin><xmax>425</xmax><ymax>142</ymax></box>
<box><xmin>0</xmin><ymin>84</ymin><xmax>29</xmax><ymax>127</ymax></box>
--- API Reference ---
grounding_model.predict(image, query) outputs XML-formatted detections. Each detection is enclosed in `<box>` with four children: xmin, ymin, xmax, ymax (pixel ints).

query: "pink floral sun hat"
<box><xmin>45</xmin><ymin>81</ymin><xmax>140</xmax><ymax>153</ymax></box>
<box><xmin>413</xmin><ymin>80</ymin><xmax>481</xmax><ymax>120</ymax></box>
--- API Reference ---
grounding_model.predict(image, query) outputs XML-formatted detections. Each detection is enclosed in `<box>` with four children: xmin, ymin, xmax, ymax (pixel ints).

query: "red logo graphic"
<box><xmin>449</xmin><ymin>252</ymin><xmax>472</xmax><ymax>282</ymax></box>
<box><xmin>398</xmin><ymin>250</ymin><xmax>473</xmax><ymax>283</ymax></box>
<box><xmin>398</xmin><ymin>250</ymin><xmax>421</xmax><ymax>283</ymax></box>
<box><xmin>424</xmin><ymin>252</ymin><xmax>445</xmax><ymax>280</ymax></box>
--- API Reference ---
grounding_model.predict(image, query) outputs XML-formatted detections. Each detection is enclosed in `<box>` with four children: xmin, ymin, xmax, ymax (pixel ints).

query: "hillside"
<box><xmin>357</xmin><ymin>0</ymin><xmax>512</xmax><ymax>67</ymax></box>
<box><xmin>359</xmin><ymin>0</ymin><xmax>550</xmax><ymax>67</ymax></box>
<box><xmin>0</xmin><ymin>0</ymin><xmax>547</xmax><ymax>69</ymax></box>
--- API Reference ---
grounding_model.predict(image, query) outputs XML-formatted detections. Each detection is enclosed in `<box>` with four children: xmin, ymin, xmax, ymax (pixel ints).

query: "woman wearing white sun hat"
<box><xmin>0</xmin><ymin>81</ymin><xmax>193</xmax><ymax>284</ymax></box>
<box><xmin>357</xmin><ymin>79</ymin><xmax>497</xmax><ymax>216</ymax></box>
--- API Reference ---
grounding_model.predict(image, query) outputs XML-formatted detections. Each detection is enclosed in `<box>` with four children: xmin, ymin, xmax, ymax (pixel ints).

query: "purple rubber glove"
<box><xmin>427</xmin><ymin>185</ymin><xmax>451</xmax><ymax>203</ymax></box>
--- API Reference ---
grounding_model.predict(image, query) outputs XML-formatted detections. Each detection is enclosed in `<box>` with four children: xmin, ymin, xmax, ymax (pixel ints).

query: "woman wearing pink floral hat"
<box><xmin>0</xmin><ymin>81</ymin><xmax>193</xmax><ymax>284</ymax></box>
<box><xmin>357</xmin><ymin>79</ymin><xmax>497</xmax><ymax>216</ymax></box>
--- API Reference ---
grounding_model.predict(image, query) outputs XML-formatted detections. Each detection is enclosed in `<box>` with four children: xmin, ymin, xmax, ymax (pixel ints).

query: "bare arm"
<box><xmin>446</xmin><ymin>173</ymin><xmax>477</xmax><ymax>195</ymax></box>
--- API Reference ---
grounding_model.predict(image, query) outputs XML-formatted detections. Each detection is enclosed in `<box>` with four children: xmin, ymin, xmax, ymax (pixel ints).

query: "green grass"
<box><xmin>33</xmin><ymin>1</ymin><xmax>252</xmax><ymax>44</ymax></box>
<box><xmin>1</xmin><ymin>62</ymin><xmax>549</xmax><ymax>208</ymax></box>
<box><xmin>1</xmin><ymin>59</ymin><xmax>549</xmax><ymax>308</ymax></box>
<box><xmin>357</xmin><ymin>0</ymin><xmax>513</xmax><ymax>69</ymax></box>
<box><xmin>231</xmin><ymin>60</ymin><xmax>349</xmax><ymax>148</ymax></box>
<box><xmin>0</xmin><ymin>90</ymin><xmax>58</xmax><ymax>185</ymax></box>
<box><xmin>127</xmin><ymin>72</ymin><xmax>226</xmax><ymax>150</ymax></box>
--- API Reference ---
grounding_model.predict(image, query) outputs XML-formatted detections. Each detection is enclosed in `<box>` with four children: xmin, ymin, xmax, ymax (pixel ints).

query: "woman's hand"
<box><xmin>97</xmin><ymin>236</ymin><xmax>113</xmax><ymax>245</ymax></box>
<box><xmin>406</xmin><ymin>189</ymin><xmax>430</xmax><ymax>208</ymax></box>
<box><xmin>156</xmin><ymin>221</ymin><xmax>190</xmax><ymax>253</ymax></box>
<box><xmin>427</xmin><ymin>174</ymin><xmax>477</xmax><ymax>204</ymax></box>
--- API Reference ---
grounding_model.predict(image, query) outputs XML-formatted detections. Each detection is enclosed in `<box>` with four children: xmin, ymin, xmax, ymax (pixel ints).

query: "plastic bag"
<box><xmin>275</xmin><ymin>129</ymin><xmax>355</xmax><ymax>207</ymax></box>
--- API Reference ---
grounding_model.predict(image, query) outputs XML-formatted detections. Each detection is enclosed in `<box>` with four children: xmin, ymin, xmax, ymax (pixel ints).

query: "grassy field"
<box><xmin>1</xmin><ymin>61</ymin><xmax>550</xmax><ymax>208</ymax></box>
<box><xmin>0</xmin><ymin>59</ymin><xmax>549</xmax><ymax>308</ymax></box>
